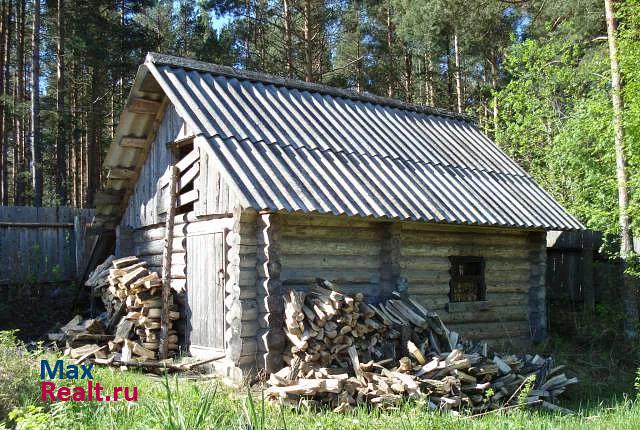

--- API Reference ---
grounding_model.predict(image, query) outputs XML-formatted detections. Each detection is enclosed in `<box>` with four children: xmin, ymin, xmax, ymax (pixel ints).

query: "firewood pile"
<box><xmin>267</xmin><ymin>279</ymin><xmax>577</xmax><ymax>413</ymax></box>
<box><xmin>49</xmin><ymin>255</ymin><xmax>180</xmax><ymax>364</ymax></box>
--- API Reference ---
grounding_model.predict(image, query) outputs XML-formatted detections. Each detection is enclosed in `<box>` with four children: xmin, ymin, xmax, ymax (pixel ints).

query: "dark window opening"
<box><xmin>449</xmin><ymin>256</ymin><xmax>485</xmax><ymax>302</ymax></box>
<box><xmin>175</xmin><ymin>139</ymin><xmax>195</xmax><ymax>215</ymax></box>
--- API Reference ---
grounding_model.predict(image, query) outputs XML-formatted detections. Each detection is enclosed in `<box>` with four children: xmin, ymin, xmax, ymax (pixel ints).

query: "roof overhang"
<box><xmin>93</xmin><ymin>64</ymin><xmax>168</xmax><ymax>228</ymax></box>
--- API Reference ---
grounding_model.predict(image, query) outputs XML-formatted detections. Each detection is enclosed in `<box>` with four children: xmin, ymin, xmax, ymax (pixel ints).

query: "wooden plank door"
<box><xmin>186</xmin><ymin>231</ymin><xmax>226</xmax><ymax>350</ymax></box>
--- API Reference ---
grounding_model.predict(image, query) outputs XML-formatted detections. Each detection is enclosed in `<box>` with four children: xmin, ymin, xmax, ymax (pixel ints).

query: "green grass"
<box><xmin>2</xmin><ymin>302</ymin><xmax>640</xmax><ymax>430</ymax></box>
<box><xmin>1</xmin><ymin>364</ymin><xmax>639</xmax><ymax>430</ymax></box>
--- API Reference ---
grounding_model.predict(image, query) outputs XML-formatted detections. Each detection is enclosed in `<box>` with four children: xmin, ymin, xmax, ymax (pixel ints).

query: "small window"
<box><xmin>449</xmin><ymin>256</ymin><xmax>485</xmax><ymax>302</ymax></box>
<box><xmin>175</xmin><ymin>139</ymin><xmax>195</xmax><ymax>215</ymax></box>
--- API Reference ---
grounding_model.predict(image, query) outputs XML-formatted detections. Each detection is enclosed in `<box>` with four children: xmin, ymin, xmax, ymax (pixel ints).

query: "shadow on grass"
<box><xmin>535</xmin><ymin>301</ymin><xmax>640</xmax><ymax>414</ymax></box>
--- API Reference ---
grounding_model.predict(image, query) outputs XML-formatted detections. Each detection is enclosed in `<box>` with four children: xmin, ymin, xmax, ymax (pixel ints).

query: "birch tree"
<box><xmin>604</xmin><ymin>0</ymin><xmax>639</xmax><ymax>339</ymax></box>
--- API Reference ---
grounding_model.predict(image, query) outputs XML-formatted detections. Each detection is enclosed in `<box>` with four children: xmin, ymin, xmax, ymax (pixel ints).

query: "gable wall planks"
<box><xmin>121</xmin><ymin>104</ymin><xmax>196</xmax><ymax>229</ymax></box>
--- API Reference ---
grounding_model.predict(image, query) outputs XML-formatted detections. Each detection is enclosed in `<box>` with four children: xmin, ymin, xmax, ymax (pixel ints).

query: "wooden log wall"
<box><xmin>527</xmin><ymin>231</ymin><xmax>547</xmax><ymax>343</ymax></box>
<box><xmin>274</xmin><ymin>213</ymin><xmax>542</xmax><ymax>350</ymax></box>
<box><xmin>225</xmin><ymin>208</ymin><xmax>259</xmax><ymax>368</ymax></box>
<box><xmin>255</xmin><ymin>213</ymin><xmax>285</xmax><ymax>372</ymax></box>
<box><xmin>115</xmin><ymin>226</ymin><xmax>134</xmax><ymax>257</ymax></box>
<box><xmin>126</xmin><ymin>213</ymin><xmax>236</xmax><ymax>350</ymax></box>
<box><xmin>130</xmin><ymin>213</ymin><xmax>194</xmax><ymax>347</ymax></box>
<box><xmin>132</xmin><ymin>218</ymin><xmax>190</xmax><ymax>290</ymax></box>
<box><xmin>400</xmin><ymin>224</ymin><xmax>534</xmax><ymax>345</ymax></box>
<box><xmin>278</xmin><ymin>215</ymin><xmax>384</xmax><ymax>300</ymax></box>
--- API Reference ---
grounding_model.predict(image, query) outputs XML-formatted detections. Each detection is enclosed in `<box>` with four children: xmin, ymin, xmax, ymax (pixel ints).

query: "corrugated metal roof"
<box><xmin>111</xmin><ymin>53</ymin><xmax>583</xmax><ymax>230</ymax></box>
<box><xmin>152</xmin><ymin>64</ymin><xmax>525</xmax><ymax>176</ymax></box>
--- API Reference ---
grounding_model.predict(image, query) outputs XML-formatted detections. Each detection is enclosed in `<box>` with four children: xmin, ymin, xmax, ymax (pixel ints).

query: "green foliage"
<box><xmin>619</xmin><ymin>0</ymin><xmax>640</xmax><ymax>229</ymax></box>
<box><xmin>4</xmin><ymin>406</ymin><xmax>50</xmax><ymax>430</ymax></box>
<box><xmin>484</xmin><ymin>387</ymin><xmax>495</xmax><ymax>401</ymax></box>
<box><xmin>495</xmin><ymin>2</ymin><xmax>640</xmax><ymax>238</ymax></box>
<box><xmin>0</xmin><ymin>331</ymin><xmax>41</xmax><ymax>421</ymax></box>
<box><xmin>242</xmin><ymin>387</ymin><xmax>267</xmax><ymax>430</ymax></box>
<box><xmin>0</xmin><ymin>357</ymin><xmax>636</xmax><ymax>430</ymax></box>
<box><xmin>517</xmin><ymin>375</ymin><xmax>536</xmax><ymax>407</ymax></box>
<box><xmin>145</xmin><ymin>375</ymin><xmax>223</xmax><ymax>430</ymax></box>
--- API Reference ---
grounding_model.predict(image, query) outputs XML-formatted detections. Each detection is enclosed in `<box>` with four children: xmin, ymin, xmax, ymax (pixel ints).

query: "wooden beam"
<box><xmin>166</xmin><ymin>136</ymin><xmax>195</xmax><ymax>149</ymax></box>
<box><xmin>119</xmin><ymin>136</ymin><xmax>147</xmax><ymax>149</ymax></box>
<box><xmin>0</xmin><ymin>222</ymin><xmax>74</xmax><ymax>228</ymax></box>
<box><xmin>160</xmin><ymin>165</ymin><xmax>179</xmax><ymax>360</ymax></box>
<box><xmin>107</xmin><ymin>167</ymin><xmax>136</xmax><ymax>180</ymax></box>
<box><xmin>175</xmin><ymin>147</ymin><xmax>199</xmax><ymax>173</ymax></box>
<box><xmin>91</xmin><ymin>215</ymin><xmax>120</xmax><ymax>229</ymax></box>
<box><xmin>128</xmin><ymin>97</ymin><xmax>161</xmax><ymax>115</ymax></box>
<box><xmin>178</xmin><ymin>162</ymin><xmax>199</xmax><ymax>191</ymax></box>
<box><xmin>177</xmin><ymin>189</ymin><xmax>199</xmax><ymax>207</ymax></box>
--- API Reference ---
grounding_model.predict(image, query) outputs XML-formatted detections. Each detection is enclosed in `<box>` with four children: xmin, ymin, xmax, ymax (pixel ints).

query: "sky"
<box><xmin>211</xmin><ymin>12</ymin><xmax>233</xmax><ymax>32</ymax></box>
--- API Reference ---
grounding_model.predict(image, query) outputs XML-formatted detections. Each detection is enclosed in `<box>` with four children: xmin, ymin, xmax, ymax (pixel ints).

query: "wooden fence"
<box><xmin>0</xmin><ymin>206</ymin><xmax>95</xmax><ymax>284</ymax></box>
<box><xmin>546</xmin><ymin>230</ymin><xmax>624</xmax><ymax>310</ymax></box>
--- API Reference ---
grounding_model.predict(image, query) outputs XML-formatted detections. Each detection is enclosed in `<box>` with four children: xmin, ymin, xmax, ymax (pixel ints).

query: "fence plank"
<box><xmin>0</xmin><ymin>206</ymin><xmax>95</xmax><ymax>284</ymax></box>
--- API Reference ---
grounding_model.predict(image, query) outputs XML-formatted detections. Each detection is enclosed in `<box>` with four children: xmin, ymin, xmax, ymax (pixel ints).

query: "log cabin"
<box><xmin>93</xmin><ymin>53</ymin><xmax>583</xmax><ymax>378</ymax></box>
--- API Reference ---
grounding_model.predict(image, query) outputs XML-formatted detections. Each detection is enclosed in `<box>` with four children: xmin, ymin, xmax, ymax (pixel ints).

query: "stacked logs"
<box><xmin>268</xmin><ymin>279</ymin><xmax>577</xmax><ymax>413</ymax></box>
<box><xmin>100</xmin><ymin>256</ymin><xmax>181</xmax><ymax>358</ymax></box>
<box><xmin>51</xmin><ymin>255</ymin><xmax>181</xmax><ymax>363</ymax></box>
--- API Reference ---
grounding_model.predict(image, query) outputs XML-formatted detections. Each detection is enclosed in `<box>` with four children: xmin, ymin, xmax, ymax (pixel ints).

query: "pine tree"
<box><xmin>30</xmin><ymin>0</ymin><xmax>41</xmax><ymax>206</ymax></box>
<box><xmin>55</xmin><ymin>0</ymin><xmax>67</xmax><ymax>205</ymax></box>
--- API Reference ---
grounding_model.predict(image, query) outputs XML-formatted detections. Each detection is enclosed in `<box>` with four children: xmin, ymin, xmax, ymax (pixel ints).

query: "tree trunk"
<box><xmin>604</xmin><ymin>0</ymin><xmax>639</xmax><ymax>339</ymax></box>
<box><xmin>14</xmin><ymin>0</ymin><xmax>24</xmax><ymax>205</ymax></box>
<box><xmin>119</xmin><ymin>0</ymin><xmax>125</xmax><ymax>110</ymax></box>
<box><xmin>355</xmin><ymin>3</ymin><xmax>363</xmax><ymax>93</ymax></box>
<box><xmin>71</xmin><ymin>73</ymin><xmax>77</xmax><ymax>207</ymax></box>
<box><xmin>282</xmin><ymin>0</ymin><xmax>294</xmax><ymax>78</ymax></box>
<box><xmin>86</xmin><ymin>69</ymin><xmax>99</xmax><ymax>207</ymax></box>
<box><xmin>80</xmin><ymin>78</ymin><xmax>86</xmax><ymax>208</ymax></box>
<box><xmin>418</xmin><ymin>57</ymin><xmax>423</xmax><ymax>104</ymax></box>
<box><xmin>0</xmin><ymin>0</ymin><xmax>6</xmax><ymax>205</ymax></box>
<box><xmin>453</xmin><ymin>30</ymin><xmax>463</xmax><ymax>113</ymax></box>
<box><xmin>56</xmin><ymin>0</ymin><xmax>67</xmax><ymax>205</ymax></box>
<box><xmin>489</xmin><ymin>52</ymin><xmax>499</xmax><ymax>136</ymax></box>
<box><xmin>426</xmin><ymin>52</ymin><xmax>434</xmax><ymax>106</ymax></box>
<box><xmin>1</xmin><ymin>0</ymin><xmax>10</xmax><ymax>206</ymax></box>
<box><xmin>386</xmin><ymin>2</ymin><xmax>394</xmax><ymax>98</ymax></box>
<box><xmin>302</xmin><ymin>0</ymin><xmax>313</xmax><ymax>82</ymax></box>
<box><xmin>30</xmin><ymin>0</ymin><xmax>42</xmax><ymax>206</ymax></box>
<box><xmin>446</xmin><ymin>35</ymin><xmax>453</xmax><ymax>110</ymax></box>
<box><xmin>404</xmin><ymin>47</ymin><xmax>412</xmax><ymax>102</ymax></box>
<box><xmin>71</xmin><ymin>62</ymin><xmax>80</xmax><ymax>208</ymax></box>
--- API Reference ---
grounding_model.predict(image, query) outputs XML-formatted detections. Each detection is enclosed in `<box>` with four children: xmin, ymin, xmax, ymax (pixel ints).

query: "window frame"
<box><xmin>448</xmin><ymin>256</ymin><xmax>486</xmax><ymax>303</ymax></box>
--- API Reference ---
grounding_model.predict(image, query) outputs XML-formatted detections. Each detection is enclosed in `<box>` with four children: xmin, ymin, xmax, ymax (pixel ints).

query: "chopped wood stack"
<box><xmin>50</xmin><ymin>255</ymin><xmax>181</xmax><ymax>363</ymax></box>
<box><xmin>268</xmin><ymin>279</ymin><xmax>577</xmax><ymax>413</ymax></box>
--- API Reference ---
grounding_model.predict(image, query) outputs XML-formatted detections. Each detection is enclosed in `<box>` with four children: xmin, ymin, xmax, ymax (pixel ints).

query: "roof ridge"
<box><xmin>145</xmin><ymin>52</ymin><xmax>475</xmax><ymax>123</ymax></box>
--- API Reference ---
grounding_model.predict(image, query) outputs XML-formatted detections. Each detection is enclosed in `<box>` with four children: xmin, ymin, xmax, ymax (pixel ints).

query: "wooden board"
<box><xmin>187</xmin><ymin>231</ymin><xmax>226</xmax><ymax>349</ymax></box>
<box><xmin>0</xmin><ymin>207</ymin><xmax>94</xmax><ymax>283</ymax></box>
<box><xmin>195</xmin><ymin>146</ymin><xmax>241</xmax><ymax>217</ymax></box>
<box><xmin>120</xmin><ymin>105</ymin><xmax>189</xmax><ymax>229</ymax></box>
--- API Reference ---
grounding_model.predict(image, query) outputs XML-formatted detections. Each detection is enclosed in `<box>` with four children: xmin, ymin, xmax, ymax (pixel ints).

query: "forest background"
<box><xmin>0</xmin><ymin>0</ymin><xmax>639</xmax><ymax>241</ymax></box>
